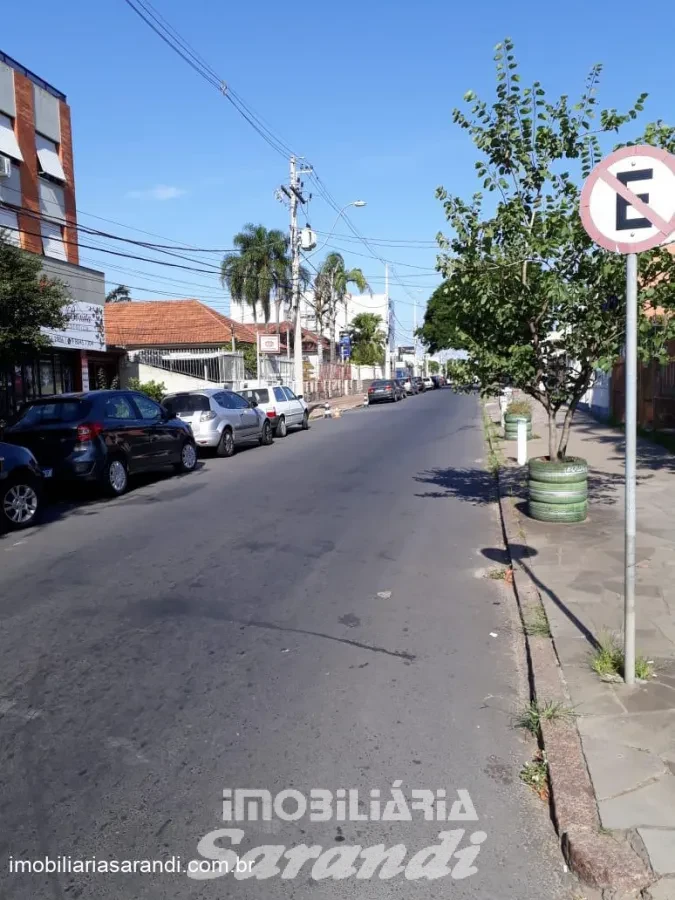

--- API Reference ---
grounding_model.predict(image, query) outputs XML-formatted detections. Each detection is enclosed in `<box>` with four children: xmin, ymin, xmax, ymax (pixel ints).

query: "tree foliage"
<box><xmin>127</xmin><ymin>378</ymin><xmax>166</xmax><ymax>402</ymax></box>
<box><xmin>421</xmin><ymin>39</ymin><xmax>675</xmax><ymax>459</ymax></box>
<box><xmin>348</xmin><ymin>312</ymin><xmax>385</xmax><ymax>366</ymax></box>
<box><xmin>221</xmin><ymin>224</ymin><xmax>291</xmax><ymax>324</ymax></box>
<box><xmin>106</xmin><ymin>284</ymin><xmax>131</xmax><ymax>303</ymax></box>
<box><xmin>314</xmin><ymin>253</ymin><xmax>370</xmax><ymax>362</ymax></box>
<box><xmin>428</xmin><ymin>360</ymin><xmax>440</xmax><ymax>374</ymax></box>
<box><xmin>0</xmin><ymin>230</ymin><xmax>68</xmax><ymax>368</ymax></box>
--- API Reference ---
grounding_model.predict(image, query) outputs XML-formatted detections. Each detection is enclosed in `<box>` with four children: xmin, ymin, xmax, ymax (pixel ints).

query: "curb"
<box><xmin>308</xmin><ymin>400</ymin><xmax>365</xmax><ymax>419</ymax></box>
<box><xmin>484</xmin><ymin>416</ymin><xmax>652</xmax><ymax>893</ymax></box>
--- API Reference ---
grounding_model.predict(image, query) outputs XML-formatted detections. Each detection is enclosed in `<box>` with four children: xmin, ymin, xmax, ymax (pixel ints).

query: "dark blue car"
<box><xmin>0</xmin><ymin>441</ymin><xmax>43</xmax><ymax>530</ymax></box>
<box><xmin>3</xmin><ymin>390</ymin><xmax>198</xmax><ymax>497</ymax></box>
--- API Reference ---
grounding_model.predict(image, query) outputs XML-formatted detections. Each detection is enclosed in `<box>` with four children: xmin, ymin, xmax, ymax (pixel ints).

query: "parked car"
<box><xmin>0</xmin><ymin>441</ymin><xmax>43</xmax><ymax>531</ymax></box>
<box><xmin>431</xmin><ymin>375</ymin><xmax>442</xmax><ymax>389</ymax></box>
<box><xmin>237</xmin><ymin>385</ymin><xmax>308</xmax><ymax>437</ymax></box>
<box><xmin>414</xmin><ymin>377</ymin><xmax>426</xmax><ymax>393</ymax></box>
<box><xmin>367</xmin><ymin>380</ymin><xmax>403</xmax><ymax>403</ymax></box>
<box><xmin>3</xmin><ymin>390</ymin><xmax>198</xmax><ymax>497</ymax></box>
<box><xmin>402</xmin><ymin>377</ymin><xmax>418</xmax><ymax>395</ymax></box>
<box><xmin>394</xmin><ymin>379</ymin><xmax>408</xmax><ymax>399</ymax></box>
<box><xmin>162</xmin><ymin>388</ymin><xmax>274</xmax><ymax>455</ymax></box>
<box><xmin>422</xmin><ymin>376</ymin><xmax>434</xmax><ymax>391</ymax></box>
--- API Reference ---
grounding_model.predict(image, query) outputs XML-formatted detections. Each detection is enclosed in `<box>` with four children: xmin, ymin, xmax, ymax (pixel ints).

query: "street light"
<box><xmin>307</xmin><ymin>201</ymin><xmax>367</xmax><ymax>257</ymax></box>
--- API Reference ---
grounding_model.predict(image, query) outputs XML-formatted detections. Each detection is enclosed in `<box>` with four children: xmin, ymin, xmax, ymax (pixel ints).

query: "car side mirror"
<box><xmin>250</xmin><ymin>399</ymin><xmax>258</xmax><ymax>408</ymax></box>
<box><xmin>161</xmin><ymin>407</ymin><xmax>176</xmax><ymax>420</ymax></box>
<box><xmin>297</xmin><ymin>394</ymin><xmax>303</xmax><ymax>400</ymax></box>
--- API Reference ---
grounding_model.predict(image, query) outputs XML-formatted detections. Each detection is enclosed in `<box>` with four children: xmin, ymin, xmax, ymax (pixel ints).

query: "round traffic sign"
<box><xmin>579</xmin><ymin>145</ymin><xmax>675</xmax><ymax>253</ymax></box>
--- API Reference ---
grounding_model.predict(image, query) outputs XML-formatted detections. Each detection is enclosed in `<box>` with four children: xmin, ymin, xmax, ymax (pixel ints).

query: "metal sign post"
<box><xmin>580</xmin><ymin>145</ymin><xmax>675</xmax><ymax>685</ymax></box>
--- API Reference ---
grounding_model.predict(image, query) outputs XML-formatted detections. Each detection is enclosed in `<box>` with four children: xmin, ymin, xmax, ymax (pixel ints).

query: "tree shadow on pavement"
<box><xmin>573</xmin><ymin>410</ymin><xmax>675</xmax><ymax>474</ymax></box>
<box><xmin>481</xmin><ymin>543</ymin><xmax>600</xmax><ymax>650</ymax></box>
<box><xmin>414</xmin><ymin>466</ymin><xmax>526</xmax><ymax>505</ymax></box>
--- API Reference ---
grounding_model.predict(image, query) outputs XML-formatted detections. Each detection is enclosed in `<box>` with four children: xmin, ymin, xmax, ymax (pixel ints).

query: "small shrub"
<box><xmin>520</xmin><ymin>751</ymin><xmax>549</xmax><ymax>800</ymax></box>
<box><xmin>515</xmin><ymin>700</ymin><xmax>575</xmax><ymax>735</ymax></box>
<box><xmin>506</xmin><ymin>399</ymin><xmax>532</xmax><ymax>416</ymax></box>
<box><xmin>523</xmin><ymin>605</ymin><xmax>551</xmax><ymax>637</ymax></box>
<box><xmin>128</xmin><ymin>377</ymin><xmax>167</xmax><ymax>403</ymax></box>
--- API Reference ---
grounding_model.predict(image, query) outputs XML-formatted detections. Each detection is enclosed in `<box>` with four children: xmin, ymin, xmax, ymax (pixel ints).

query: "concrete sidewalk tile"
<box><xmin>578</xmin><ymin>711</ymin><xmax>675</xmax><ymax>758</ymax></box>
<box><xmin>638</xmin><ymin>829</ymin><xmax>675</xmax><ymax>876</ymax></box>
<box><xmin>599</xmin><ymin>775</ymin><xmax>675</xmax><ymax>830</ymax></box>
<box><xmin>619</xmin><ymin>683</ymin><xmax>675</xmax><ymax>715</ymax></box>
<box><xmin>580</xmin><ymin>736</ymin><xmax>666</xmax><ymax>800</ymax></box>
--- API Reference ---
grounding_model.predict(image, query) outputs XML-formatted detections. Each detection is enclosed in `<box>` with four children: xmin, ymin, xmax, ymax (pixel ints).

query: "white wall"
<box><xmin>580</xmin><ymin>370</ymin><xmax>611</xmax><ymax>418</ymax></box>
<box><xmin>121</xmin><ymin>360</ymin><xmax>218</xmax><ymax>394</ymax></box>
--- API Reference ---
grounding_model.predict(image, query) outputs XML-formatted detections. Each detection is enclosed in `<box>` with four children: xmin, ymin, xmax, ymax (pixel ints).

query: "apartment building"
<box><xmin>0</xmin><ymin>50</ymin><xmax>107</xmax><ymax>418</ymax></box>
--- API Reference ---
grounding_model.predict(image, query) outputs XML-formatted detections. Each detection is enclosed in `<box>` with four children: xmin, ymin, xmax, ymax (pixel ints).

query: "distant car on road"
<box><xmin>3</xmin><ymin>390</ymin><xmax>198</xmax><ymax>497</ymax></box>
<box><xmin>422</xmin><ymin>377</ymin><xmax>434</xmax><ymax>391</ymax></box>
<box><xmin>367</xmin><ymin>380</ymin><xmax>403</xmax><ymax>404</ymax></box>
<box><xmin>402</xmin><ymin>377</ymin><xmax>418</xmax><ymax>395</ymax></box>
<box><xmin>163</xmin><ymin>388</ymin><xmax>274</xmax><ymax>456</ymax></box>
<box><xmin>414</xmin><ymin>377</ymin><xmax>426</xmax><ymax>393</ymax></box>
<box><xmin>238</xmin><ymin>385</ymin><xmax>308</xmax><ymax>437</ymax></box>
<box><xmin>0</xmin><ymin>441</ymin><xmax>43</xmax><ymax>530</ymax></box>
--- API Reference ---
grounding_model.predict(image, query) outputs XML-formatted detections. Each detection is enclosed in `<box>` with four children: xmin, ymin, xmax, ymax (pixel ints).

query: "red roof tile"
<box><xmin>104</xmin><ymin>299</ymin><xmax>257</xmax><ymax>348</ymax></box>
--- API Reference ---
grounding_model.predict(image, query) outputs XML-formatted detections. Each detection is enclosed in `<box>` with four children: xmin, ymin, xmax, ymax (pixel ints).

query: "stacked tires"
<box><xmin>528</xmin><ymin>457</ymin><xmax>588</xmax><ymax>523</ymax></box>
<box><xmin>504</xmin><ymin>413</ymin><xmax>532</xmax><ymax>440</ymax></box>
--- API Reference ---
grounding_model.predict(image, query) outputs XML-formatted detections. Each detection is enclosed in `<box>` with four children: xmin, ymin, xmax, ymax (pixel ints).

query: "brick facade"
<box><xmin>13</xmin><ymin>71</ymin><xmax>41</xmax><ymax>255</ymax></box>
<box><xmin>58</xmin><ymin>100</ymin><xmax>78</xmax><ymax>265</ymax></box>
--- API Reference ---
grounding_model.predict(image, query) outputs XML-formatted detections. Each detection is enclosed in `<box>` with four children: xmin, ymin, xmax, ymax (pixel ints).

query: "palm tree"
<box><xmin>221</xmin><ymin>224</ymin><xmax>290</xmax><ymax>323</ymax></box>
<box><xmin>348</xmin><ymin>312</ymin><xmax>386</xmax><ymax>366</ymax></box>
<box><xmin>313</xmin><ymin>253</ymin><xmax>370</xmax><ymax>363</ymax></box>
<box><xmin>105</xmin><ymin>284</ymin><xmax>131</xmax><ymax>303</ymax></box>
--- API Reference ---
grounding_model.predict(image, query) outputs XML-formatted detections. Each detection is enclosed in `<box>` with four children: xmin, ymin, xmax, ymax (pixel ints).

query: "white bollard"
<box><xmin>323</xmin><ymin>403</ymin><xmax>331</xmax><ymax>418</ymax></box>
<box><xmin>517</xmin><ymin>418</ymin><xmax>527</xmax><ymax>466</ymax></box>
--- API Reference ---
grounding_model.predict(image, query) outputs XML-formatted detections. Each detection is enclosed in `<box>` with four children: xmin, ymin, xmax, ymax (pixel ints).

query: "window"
<box><xmin>39</xmin><ymin>178</ymin><xmax>65</xmax><ymax>222</ymax></box>
<box><xmin>282</xmin><ymin>387</ymin><xmax>298</xmax><ymax>401</ymax></box>
<box><xmin>33</xmin><ymin>86</ymin><xmax>61</xmax><ymax>143</ymax></box>
<box><xmin>39</xmin><ymin>358</ymin><xmax>55</xmax><ymax>396</ymax></box>
<box><xmin>36</xmin><ymin>134</ymin><xmax>65</xmax><ymax>182</ymax></box>
<box><xmin>213</xmin><ymin>392</ymin><xmax>234</xmax><ymax>409</ymax></box>
<box><xmin>0</xmin><ymin>154</ymin><xmax>21</xmax><ymax>207</ymax></box>
<box><xmin>0</xmin><ymin>62</ymin><xmax>16</xmax><ymax>119</ymax></box>
<box><xmin>239</xmin><ymin>388</ymin><xmax>269</xmax><ymax>404</ymax></box>
<box><xmin>40</xmin><ymin>220</ymin><xmax>67</xmax><ymax>261</ymax></box>
<box><xmin>163</xmin><ymin>393</ymin><xmax>210</xmax><ymax>414</ymax></box>
<box><xmin>133</xmin><ymin>394</ymin><xmax>161</xmax><ymax>420</ymax></box>
<box><xmin>0</xmin><ymin>206</ymin><xmax>20</xmax><ymax>247</ymax></box>
<box><xmin>228</xmin><ymin>392</ymin><xmax>251</xmax><ymax>410</ymax></box>
<box><xmin>13</xmin><ymin>399</ymin><xmax>87</xmax><ymax>426</ymax></box>
<box><xmin>103</xmin><ymin>395</ymin><xmax>136</xmax><ymax>420</ymax></box>
<box><xmin>273</xmin><ymin>387</ymin><xmax>285</xmax><ymax>402</ymax></box>
<box><xmin>0</xmin><ymin>112</ymin><xmax>22</xmax><ymax>162</ymax></box>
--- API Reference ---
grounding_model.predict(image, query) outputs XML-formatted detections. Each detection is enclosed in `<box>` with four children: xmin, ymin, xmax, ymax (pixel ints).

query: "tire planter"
<box><xmin>528</xmin><ymin>457</ymin><xmax>588</xmax><ymax>523</ymax></box>
<box><xmin>504</xmin><ymin>412</ymin><xmax>532</xmax><ymax>440</ymax></box>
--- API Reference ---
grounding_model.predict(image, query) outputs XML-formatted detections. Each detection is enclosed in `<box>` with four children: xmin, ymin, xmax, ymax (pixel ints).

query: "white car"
<box><xmin>422</xmin><ymin>377</ymin><xmax>434</xmax><ymax>391</ymax></box>
<box><xmin>238</xmin><ymin>385</ymin><xmax>309</xmax><ymax>437</ymax></box>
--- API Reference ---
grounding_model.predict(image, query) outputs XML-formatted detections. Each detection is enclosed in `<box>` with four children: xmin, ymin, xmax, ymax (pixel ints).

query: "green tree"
<box><xmin>349</xmin><ymin>312</ymin><xmax>385</xmax><ymax>366</ymax></box>
<box><xmin>428</xmin><ymin>360</ymin><xmax>440</xmax><ymax>375</ymax></box>
<box><xmin>0</xmin><ymin>230</ymin><xmax>68</xmax><ymax>369</ymax></box>
<box><xmin>314</xmin><ymin>253</ymin><xmax>370</xmax><ymax>363</ymax></box>
<box><xmin>127</xmin><ymin>378</ymin><xmax>166</xmax><ymax>402</ymax></box>
<box><xmin>221</xmin><ymin>224</ymin><xmax>290</xmax><ymax>324</ymax></box>
<box><xmin>423</xmin><ymin>39</ymin><xmax>675</xmax><ymax>459</ymax></box>
<box><xmin>106</xmin><ymin>284</ymin><xmax>131</xmax><ymax>303</ymax></box>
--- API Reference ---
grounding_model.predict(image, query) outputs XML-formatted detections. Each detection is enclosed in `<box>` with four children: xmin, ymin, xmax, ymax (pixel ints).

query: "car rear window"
<box><xmin>239</xmin><ymin>389</ymin><xmax>269</xmax><ymax>404</ymax></box>
<box><xmin>11</xmin><ymin>399</ymin><xmax>89</xmax><ymax>426</ymax></box>
<box><xmin>371</xmin><ymin>381</ymin><xmax>390</xmax><ymax>388</ymax></box>
<box><xmin>163</xmin><ymin>394</ymin><xmax>210</xmax><ymax>414</ymax></box>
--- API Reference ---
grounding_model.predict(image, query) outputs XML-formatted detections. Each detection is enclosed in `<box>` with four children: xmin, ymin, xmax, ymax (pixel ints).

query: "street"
<box><xmin>0</xmin><ymin>389</ymin><xmax>571</xmax><ymax>898</ymax></box>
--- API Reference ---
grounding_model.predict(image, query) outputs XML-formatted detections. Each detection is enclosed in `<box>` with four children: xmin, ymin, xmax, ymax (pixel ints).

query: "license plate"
<box><xmin>42</xmin><ymin>468</ymin><xmax>53</xmax><ymax>478</ymax></box>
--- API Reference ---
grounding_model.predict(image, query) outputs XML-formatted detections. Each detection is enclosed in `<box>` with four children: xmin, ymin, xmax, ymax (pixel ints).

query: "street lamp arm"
<box><xmin>305</xmin><ymin>202</ymin><xmax>366</xmax><ymax>257</ymax></box>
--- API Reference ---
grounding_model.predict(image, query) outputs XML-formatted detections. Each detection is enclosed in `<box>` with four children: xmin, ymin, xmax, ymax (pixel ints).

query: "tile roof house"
<box><xmin>104</xmin><ymin>299</ymin><xmax>257</xmax><ymax>348</ymax></box>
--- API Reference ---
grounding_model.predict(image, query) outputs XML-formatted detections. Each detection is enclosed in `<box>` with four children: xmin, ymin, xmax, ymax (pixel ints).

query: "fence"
<box><xmin>612</xmin><ymin>340</ymin><xmax>675</xmax><ymax>429</ymax></box>
<box><xmin>258</xmin><ymin>356</ymin><xmax>295</xmax><ymax>384</ymax></box>
<box><xmin>132</xmin><ymin>348</ymin><xmax>244</xmax><ymax>385</ymax></box>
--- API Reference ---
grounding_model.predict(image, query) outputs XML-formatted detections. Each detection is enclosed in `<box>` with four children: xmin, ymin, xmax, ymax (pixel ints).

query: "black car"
<box><xmin>367</xmin><ymin>380</ymin><xmax>403</xmax><ymax>404</ymax></box>
<box><xmin>2</xmin><ymin>390</ymin><xmax>198</xmax><ymax>497</ymax></box>
<box><xmin>0</xmin><ymin>441</ymin><xmax>43</xmax><ymax>531</ymax></box>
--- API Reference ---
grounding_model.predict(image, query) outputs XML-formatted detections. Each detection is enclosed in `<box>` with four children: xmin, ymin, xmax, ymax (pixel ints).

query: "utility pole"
<box><xmin>413</xmin><ymin>295</ymin><xmax>418</xmax><ymax>376</ymax></box>
<box><xmin>384</xmin><ymin>264</ymin><xmax>391</xmax><ymax>379</ymax></box>
<box><xmin>286</xmin><ymin>156</ymin><xmax>313</xmax><ymax>394</ymax></box>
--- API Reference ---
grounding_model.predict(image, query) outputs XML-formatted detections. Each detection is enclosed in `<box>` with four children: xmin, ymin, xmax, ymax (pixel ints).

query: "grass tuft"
<box><xmin>520</xmin><ymin>750</ymin><xmax>549</xmax><ymax>800</ymax></box>
<box><xmin>515</xmin><ymin>700</ymin><xmax>576</xmax><ymax>735</ymax></box>
<box><xmin>486</xmin><ymin>567</ymin><xmax>508</xmax><ymax>581</ymax></box>
<box><xmin>590</xmin><ymin>633</ymin><xmax>654</xmax><ymax>681</ymax></box>
<box><xmin>523</xmin><ymin>605</ymin><xmax>551</xmax><ymax>638</ymax></box>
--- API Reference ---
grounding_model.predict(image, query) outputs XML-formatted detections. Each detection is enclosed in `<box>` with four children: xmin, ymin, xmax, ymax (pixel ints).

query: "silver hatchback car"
<box><xmin>162</xmin><ymin>389</ymin><xmax>274</xmax><ymax>457</ymax></box>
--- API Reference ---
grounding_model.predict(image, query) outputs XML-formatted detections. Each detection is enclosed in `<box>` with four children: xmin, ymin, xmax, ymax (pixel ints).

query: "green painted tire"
<box><xmin>528</xmin><ymin>480</ymin><xmax>587</xmax><ymax>504</ymax></box>
<box><xmin>528</xmin><ymin>457</ymin><xmax>588</xmax><ymax>483</ymax></box>
<box><xmin>529</xmin><ymin>499</ymin><xmax>588</xmax><ymax>523</ymax></box>
<box><xmin>504</xmin><ymin>413</ymin><xmax>532</xmax><ymax>440</ymax></box>
<box><xmin>505</xmin><ymin>427</ymin><xmax>533</xmax><ymax>440</ymax></box>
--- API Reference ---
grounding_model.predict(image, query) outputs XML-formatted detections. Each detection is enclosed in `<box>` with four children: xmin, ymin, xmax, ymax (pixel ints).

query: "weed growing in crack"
<box><xmin>520</xmin><ymin>750</ymin><xmax>549</xmax><ymax>800</ymax></box>
<box><xmin>514</xmin><ymin>700</ymin><xmax>576</xmax><ymax>735</ymax></box>
<box><xmin>590</xmin><ymin>633</ymin><xmax>654</xmax><ymax>681</ymax></box>
<box><xmin>523</xmin><ymin>605</ymin><xmax>551</xmax><ymax>638</ymax></box>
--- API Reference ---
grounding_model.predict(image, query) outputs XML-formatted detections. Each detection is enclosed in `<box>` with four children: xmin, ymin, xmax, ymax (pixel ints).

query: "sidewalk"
<box><xmin>494</xmin><ymin>401</ymin><xmax>675</xmax><ymax>895</ymax></box>
<box><xmin>308</xmin><ymin>392</ymin><xmax>366</xmax><ymax>419</ymax></box>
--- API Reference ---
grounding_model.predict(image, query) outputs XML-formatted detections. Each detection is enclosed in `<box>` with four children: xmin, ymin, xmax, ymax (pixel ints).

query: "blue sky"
<box><xmin>3</xmin><ymin>0</ymin><xmax>673</xmax><ymax>343</ymax></box>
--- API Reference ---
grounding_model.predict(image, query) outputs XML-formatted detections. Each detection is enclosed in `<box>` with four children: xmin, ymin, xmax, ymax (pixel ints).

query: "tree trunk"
<box><xmin>548</xmin><ymin>409</ymin><xmax>557</xmax><ymax>461</ymax></box>
<box><xmin>329</xmin><ymin>313</ymin><xmax>336</xmax><ymax>365</ymax></box>
<box><xmin>558</xmin><ymin>396</ymin><xmax>581</xmax><ymax>460</ymax></box>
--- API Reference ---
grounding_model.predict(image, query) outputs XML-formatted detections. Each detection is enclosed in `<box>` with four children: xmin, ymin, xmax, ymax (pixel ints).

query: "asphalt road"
<box><xmin>0</xmin><ymin>389</ymin><xmax>574</xmax><ymax>899</ymax></box>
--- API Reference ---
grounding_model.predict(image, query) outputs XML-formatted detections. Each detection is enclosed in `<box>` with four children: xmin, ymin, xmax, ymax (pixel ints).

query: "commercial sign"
<box><xmin>42</xmin><ymin>301</ymin><xmax>105</xmax><ymax>352</ymax></box>
<box><xmin>258</xmin><ymin>333</ymin><xmax>280</xmax><ymax>354</ymax></box>
<box><xmin>339</xmin><ymin>334</ymin><xmax>351</xmax><ymax>360</ymax></box>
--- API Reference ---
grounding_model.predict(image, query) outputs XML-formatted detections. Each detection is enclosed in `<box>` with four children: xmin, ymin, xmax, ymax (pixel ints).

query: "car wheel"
<box><xmin>1</xmin><ymin>477</ymin><xmax>40</xmax><ymax>530</ymax></box>
<box><xmin>260</xmin><ymin>420</ymin><xmax>273</xmax><ymax>445</ymax></box>
<box><xmin>176</xmin><ymin>441</ymin><xmax>198</xmax><ymax>473</ymax></box>
<box><xmin>275</xmin><ymin>416</ymin><xmax>287</xmax><ymax>438</ymax></box>
<box><xmin>217</xmin><ymin>428</ymin><xmax>235</xmax><ymax>458</ymax></box>
<box><xmin>301</xmin><ymin>410</ymin><xmax>310</xmax><ymax>430</ymax></box>
<box><xmin>103</xmin><ymin>457</ymin><xmax>128</xmax><ymax>497</ymax></box>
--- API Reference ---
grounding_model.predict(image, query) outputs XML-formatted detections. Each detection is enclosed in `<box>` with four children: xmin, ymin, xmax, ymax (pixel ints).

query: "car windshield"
<box><xmin>163</xmin><ymin>394</ymin><xmax>210</xmax><ymax>414</ymax></box>
<box><xmin>371</xmin><ymin>381</ymin><xmax>392</xmax><ymax>388</ymax></box>
<box><xmin>239</xmin><ymin>389</ymin><xmax>270</xmax><ymax>404</ymax></box>
<box><xmin>10</xmin><ymin>399</ymin><xmax>88</xmax><ymax>427</ymax></box>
